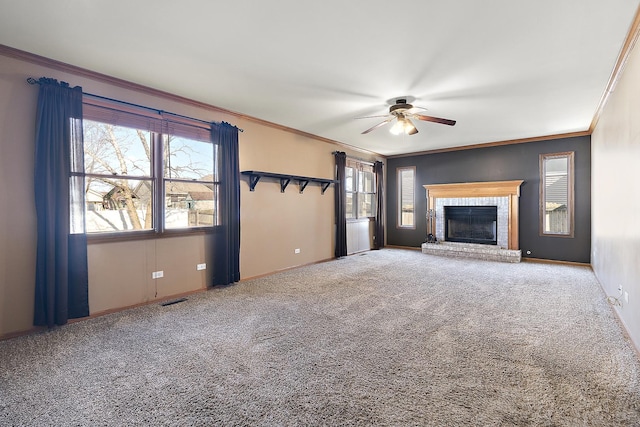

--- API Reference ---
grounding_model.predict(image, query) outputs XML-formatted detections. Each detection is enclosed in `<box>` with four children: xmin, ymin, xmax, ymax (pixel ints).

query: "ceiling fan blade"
<box><xmin>361</xmin><ymin>117</ymin><xmax>394</xmax><ymax>134</ymax></box>
<box><xmin>414</xmin><ymin>114</ymin><xmax>456</xmax><ymax>126</ymax></box>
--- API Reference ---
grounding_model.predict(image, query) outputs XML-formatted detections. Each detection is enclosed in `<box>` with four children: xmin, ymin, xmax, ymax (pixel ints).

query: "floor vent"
<box><xmin>161</xmin><ymin>298</ymin><xmax>187</xmax><ymax>307</ymax></box>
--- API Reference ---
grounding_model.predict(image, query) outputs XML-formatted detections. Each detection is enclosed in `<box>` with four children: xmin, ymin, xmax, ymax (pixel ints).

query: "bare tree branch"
<box><xmin>107</xmin><ymin>126</ymin><xmax>129</xmax><ymax>175</ymax></box>
<box><xmin>136</xmin><ymin>129</ymin><xmax>151</xmax><ymax>161</ymax></box>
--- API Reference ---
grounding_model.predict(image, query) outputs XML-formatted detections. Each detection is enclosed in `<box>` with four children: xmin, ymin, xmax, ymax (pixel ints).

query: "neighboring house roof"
<box><xmin>88</xmin><ymin>180</ymin><xmax>213</xmax><ymax>205</ymax></box>
<box><xmin>186</xmin><ymin>192</ymin><xmax>214</xmax><ymax>201</ymax></box>
<box><xmin>545</xmin><ymin>202</ymin><xmax>566</xmax><ymax>212</ymax></box>
<box><xmin>166</xmin><ymin>181</ymin><xmax>214</xmax><ymax>197</ymax></box>
<box><xmin>85</xmin><ymin>189</ymin><xmax>104</xmax><ymax>203</ymax></box>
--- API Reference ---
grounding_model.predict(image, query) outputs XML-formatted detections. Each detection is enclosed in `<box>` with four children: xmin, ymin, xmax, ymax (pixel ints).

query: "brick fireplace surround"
<box><xmin>421</xmin><ymin>180</ymin><xmax>524</xmax><ymax>262</ymax></box>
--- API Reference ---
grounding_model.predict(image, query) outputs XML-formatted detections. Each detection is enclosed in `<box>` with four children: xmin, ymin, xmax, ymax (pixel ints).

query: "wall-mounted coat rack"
<box><xmin>241</xmin><ymin>171</ymin><xmax>336</xmax><ymax>194</ymax></box>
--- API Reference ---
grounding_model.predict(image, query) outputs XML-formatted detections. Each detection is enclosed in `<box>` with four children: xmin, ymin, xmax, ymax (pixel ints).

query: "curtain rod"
<box><xmin>27</xmin><ymin>77</ymin><xmax>243</xmax><ymax>132</ymax></box>
<box><xmin>332</xmin><ymin>151</ymin><xmax>380</xmax><ymax>166</ymax></box>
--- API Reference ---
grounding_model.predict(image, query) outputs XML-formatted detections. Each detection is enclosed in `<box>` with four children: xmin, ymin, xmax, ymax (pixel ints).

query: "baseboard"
<box><xmin>0</xmin><ymin>326</ymin><xmax>47</xmax><ymax>342</ymax></box>
<box><xmin>0</xmin><ymin>288</ymin><xmax>207</xmax><ymax>342</ymax></box>
<box><xmin>384</xmin><ymin>245</ymin><xmax>422</xmax><ymax>251</ymax></box>
<box><xmin>610</xmin><ymin>306</ymin><xmax>640</xmax><ymax>359</ymax></box>
<box><xmin>240</xmin><ymin>257</ymin><xmax>335</xmax><ymax>282</ymax></box>
<box><xmin>594</xmin><ymin>277</ymin><xmax>640</xmax><ymax>358</ymax></box>
<box><xmin>84</xmin><ymin>288</ymin><xmax>207</xmax><ymax>320</ymax></box>
<box><xmin>522</xmin><ymin>257</ymin><xmax>592</xmax><ymax>268</ymax></box>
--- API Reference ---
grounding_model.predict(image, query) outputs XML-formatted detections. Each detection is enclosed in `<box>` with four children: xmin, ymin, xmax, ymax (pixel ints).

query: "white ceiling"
<box><xmin>1</xmin><ymin>1</ymin><xmax>638</xmax><ymax>156</ymax></box>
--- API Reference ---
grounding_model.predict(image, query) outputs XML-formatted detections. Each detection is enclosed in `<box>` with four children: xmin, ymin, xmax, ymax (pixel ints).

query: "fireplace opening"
<box><xmin>444</xmin><ymin>206</ymin><xmax>498</xmax><ymax>245</ymax></box>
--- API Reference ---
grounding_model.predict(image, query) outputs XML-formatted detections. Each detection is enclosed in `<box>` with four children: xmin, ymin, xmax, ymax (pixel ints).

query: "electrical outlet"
<box><xmin>197</xmin><ymin>263</ymin><xmax>206</xmax><ymax>271</ymax></box>
<box><xmin>152</xmin><ymin>271</ymin><xmax>164</xmax><ymax>279</ymax></box>
<box><xmin>624</xmin><ymin>291</ymin><xmax>629</xmax><ymax>304</ymax></box>
<box><xmin>294</xmin><ymin>248</ymin><xmax>301</xmax><ymax>254</ymax></box>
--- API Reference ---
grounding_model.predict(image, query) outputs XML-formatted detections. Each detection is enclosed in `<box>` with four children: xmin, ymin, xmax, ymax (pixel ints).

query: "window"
<box><xmin>397</xmin><ymin>167</ymin><xmax>415</xmax><ymax>228</ymax></box>
<box><xmin>540</xmin><ymin>151</ymin><xmax>574</xmax><ymax>237</ymax></box>
<box><xmin>80</xmin><ymin>100</ymin><xmax>219</xmax><ymax>234</ymax></box>
<box><xmin>164</xmin><ymin>135</ymin><xmax>218</xmax><ymax>229</ymax></box>
<box><xmin>345</xmin><ymin>159</ymin><xmax>375</xmax><ymax>219</ymax></box>
<box><xmin>345</xmin><ymin>165</ymin><xmax>356</xmax><ymax>219</ymax></box>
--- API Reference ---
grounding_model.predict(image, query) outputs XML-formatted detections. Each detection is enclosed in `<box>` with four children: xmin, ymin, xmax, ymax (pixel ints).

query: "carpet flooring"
<box><xmin>1</xmin><ymin>249</ymin><xmax>639</xmax><ymax>426</ymax></box>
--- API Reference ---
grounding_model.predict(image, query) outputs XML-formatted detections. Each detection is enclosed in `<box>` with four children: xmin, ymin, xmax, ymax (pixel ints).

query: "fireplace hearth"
<box><xmin>445</xmin><ymin>206</ymin><xmax>497</xmax><ymax>245</ymax></box>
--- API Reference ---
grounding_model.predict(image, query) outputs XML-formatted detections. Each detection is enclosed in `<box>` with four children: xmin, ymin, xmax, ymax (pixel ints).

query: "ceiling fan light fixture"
<box><xmin>390</xmin><ymin>117</ymin><xmax>418</xmax><ymax>135</ymax></box>
<box><xmin>404</xmin><ymin>118</ymin><xmax>418</xmax><ymax>135</ymax></box>
<box><xmin>389</xmin><ymin>119</ymin><xmax>405</xmax><ymax>135</ymax></box>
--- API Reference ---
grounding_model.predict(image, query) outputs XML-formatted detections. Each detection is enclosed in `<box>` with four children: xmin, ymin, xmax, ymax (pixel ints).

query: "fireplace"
<box><xmin>422</xmin><ymin>181</ymin><xmax>523</xmax><ymax>262</ymax></box>
<box><xmin>444</xmin><ymin>206</ymin><xmax>497</xmax><ymax>245</ymax></box>
<box><xmin>423</xmin><ymin>180</ymin><xmax>524</xmax><ymax>250</ymax></box>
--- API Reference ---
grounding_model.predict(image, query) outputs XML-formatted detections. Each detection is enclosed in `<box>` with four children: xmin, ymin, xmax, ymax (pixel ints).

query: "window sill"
<box><xmin>347</xmin><ymin>217</ymin><xmax>373</xmax><ymax>223</ymax></box>
<box><xmin>539</xmin><ymin>232</ymin><xmax>574</xmax><ymax>239</ymax></box>
<box><xmin>396</xmin><ymin>225</ymin><xmax>416</xmax><ymax>230</ymax></box>
<box><xmin>87</xmin><ymin>226</ymin><xmax>220</xmax><ymax>244</ymax></box>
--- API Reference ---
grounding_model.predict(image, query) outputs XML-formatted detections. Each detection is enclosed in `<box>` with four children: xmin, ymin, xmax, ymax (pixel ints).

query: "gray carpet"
<box><xmin>1</xmin><ymin>249</ymin><xmax>639</xmax><ymax>426</ymax></box>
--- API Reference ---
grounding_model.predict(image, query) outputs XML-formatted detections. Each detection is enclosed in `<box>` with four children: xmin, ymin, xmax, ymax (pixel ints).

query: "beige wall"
<box><xmin>239</xmin><ymin>123</ymin><xmax>338</xmax><ymax>278</ymax></box>
<box><xmin>591</xmin><ymin>38</ymin><xmax>640</xmax><ymax>350</ymax></box>
<box><xmin>0</xmin><ymin>51</ymin><xmax>379</xmax><ymax>337</ymax></box>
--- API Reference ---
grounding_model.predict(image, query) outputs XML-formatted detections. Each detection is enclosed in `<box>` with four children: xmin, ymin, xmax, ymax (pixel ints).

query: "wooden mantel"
<box><xmin>423</xmin><ymin>180</ymin><xmax>524</xmax><ymax>250</ymax></box>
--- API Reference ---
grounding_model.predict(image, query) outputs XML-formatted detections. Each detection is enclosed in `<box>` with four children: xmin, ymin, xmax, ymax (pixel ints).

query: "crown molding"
<box><xmin>387</xmin><ymin>130</ymin><xmax>591</xmax><ymax>158</ymax></box>
<box><xmin>0</xmin><ymin>44</ymin><xmax>382</xmax><ymax>159</ymax></box>
<box><xmin>590</xmin><ymin>4</ymin><xmax>640</xmax><ymax>132</ymax></box>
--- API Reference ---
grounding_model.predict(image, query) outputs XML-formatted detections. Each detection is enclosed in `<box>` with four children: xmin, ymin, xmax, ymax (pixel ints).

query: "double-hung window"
<box><xmin>345</xmin><ymin>159</ymin><xmax>376</xmax><ymax>219</ymax></box>
<box><xmin>80</xmin><ymin>99</ymin><xmax>219</xmax><ymax>234</ymax></box>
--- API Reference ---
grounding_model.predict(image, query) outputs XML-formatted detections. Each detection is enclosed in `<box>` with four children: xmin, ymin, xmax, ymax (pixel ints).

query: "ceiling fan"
<box><xmin>358</xmin><ymin>98</ymin><xmax>456</xmax><ymax>135</ymax></box>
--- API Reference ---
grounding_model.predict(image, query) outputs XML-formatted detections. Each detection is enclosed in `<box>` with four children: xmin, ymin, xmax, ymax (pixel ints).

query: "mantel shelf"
<box><xmin>241</xmin><ymin>170</ymin><xmax>337</xmax><ymax>194</ymax></box>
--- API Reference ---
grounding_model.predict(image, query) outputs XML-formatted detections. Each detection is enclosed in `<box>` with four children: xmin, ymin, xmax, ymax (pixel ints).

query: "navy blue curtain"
<box><xmin>334</xmin><ymin>151</ymin><xmax>347</xmax><ymax>257</ymax></box>
<box><xmin>33</xmin><ymin>78</ymin><xmax>89</xmax><ymax>327</ymax></box>
<box><xmin>213</xmin><ymin>122</ymin><xmax>240</xmax><ymax>285</ymax></box>
<box><xmin>373</xmin><ymin>161</ymin><xmax>384</xmax><ymax>249</ymax></box>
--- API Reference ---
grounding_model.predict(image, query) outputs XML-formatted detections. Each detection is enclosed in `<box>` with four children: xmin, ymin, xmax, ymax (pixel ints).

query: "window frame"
<box><xmin>397</xmin><ymin>166</ymin><xmax>416</xmax><ymax>229</ymax></box>
<box><xmin>345</xmin><ymin>159</ymin><xmax>376</xmax><ymax>220</ymax></box>
<box><xmin>162</xmin><ymin>133</ymin><xmax>219</xmax><ymax>231</ymax></box>
<box><xmin>79</xmin><ymin>99</ymin><xmax>220</xmax><ymax>240</ymax></box>
<box><xmin>345</xmin><ymin>164</ymin><xmax>357</xmax><ymax>219</ymax></box>
<box><xmin>539</xmin><ymin>151</ymin><xmax>575</xmax><ymax>238</ymax></box>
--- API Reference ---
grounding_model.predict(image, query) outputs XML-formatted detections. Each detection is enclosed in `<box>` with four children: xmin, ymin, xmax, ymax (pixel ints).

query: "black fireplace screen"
<box><xmin>444</xmin><ymin>206</ymin><xmax>497</xmax><ymax>245</ymax></box>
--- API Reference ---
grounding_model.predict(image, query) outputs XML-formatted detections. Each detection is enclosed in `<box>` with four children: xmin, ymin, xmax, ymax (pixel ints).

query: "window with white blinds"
<box><xmin>397</xmin><ymin>167</ymin><xmax>415</xmax><ymax>228</ymax></box>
